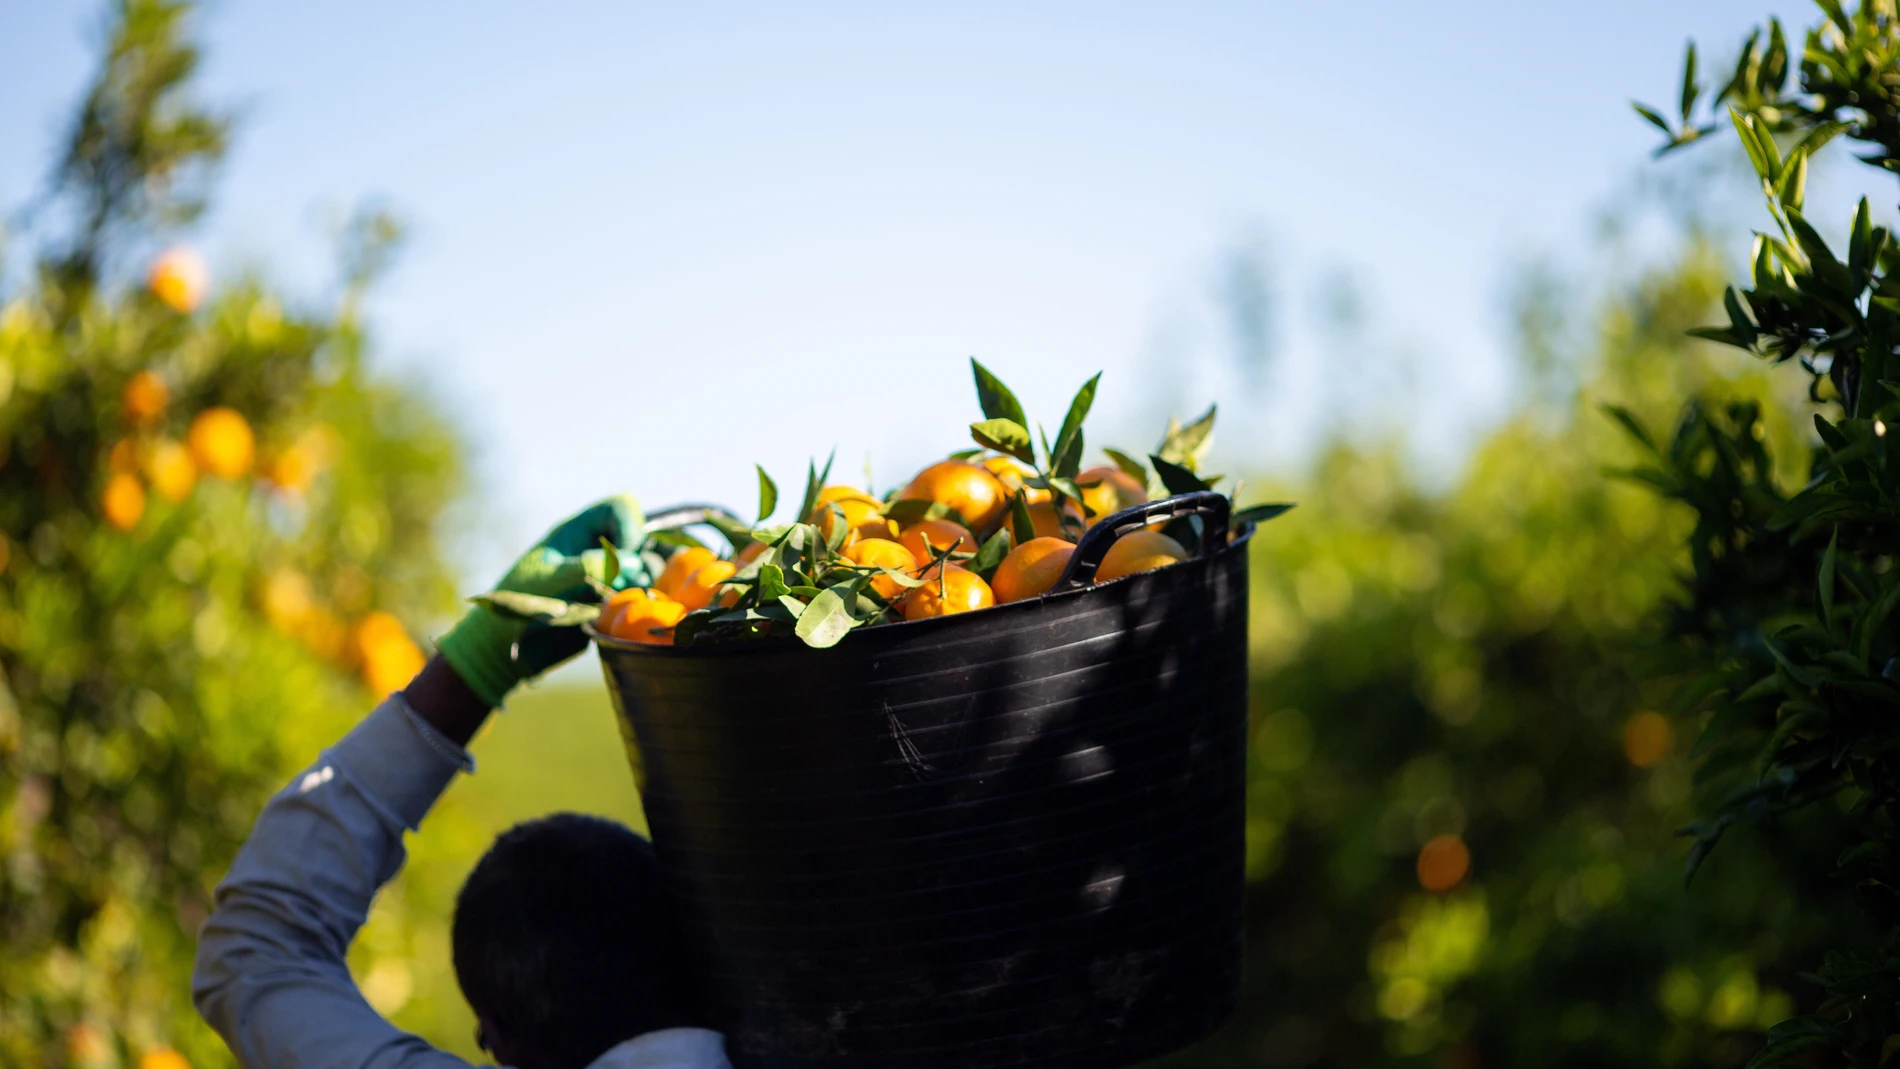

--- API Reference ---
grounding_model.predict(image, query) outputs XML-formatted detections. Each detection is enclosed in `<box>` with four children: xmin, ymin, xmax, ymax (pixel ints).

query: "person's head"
<box><xmin>453</xmin><ymin>813</ymin><xmax>703</xmax><ymax>1069</ymax></box>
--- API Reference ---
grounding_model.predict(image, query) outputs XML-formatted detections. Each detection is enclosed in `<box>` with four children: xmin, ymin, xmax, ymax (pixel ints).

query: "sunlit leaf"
<box><xmin>755</xmin><ymin>465</ymin><xmax>778</xmax><ymax>523</ymax></box>
<box><xmin>793</xmin><ymin>586</ymin><xmax>855</xmax><ymax>647</ymax></box>
<box><xmin>970</xmin><ymin>417</ymin><xmax>1035</xmax><ymax>463</ymax></box>
<box><xmin>970</xmin><ymin>358</ymin><xmax>1028</xmax><ymax>426</ymax></box>
<box><xmin>1103</xmin><ymin>447</ymin><xmax>1149</xmax><ymax>483</ymax></box>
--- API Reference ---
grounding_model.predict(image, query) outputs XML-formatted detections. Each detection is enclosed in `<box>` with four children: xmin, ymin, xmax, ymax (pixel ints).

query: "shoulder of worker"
<box><xmin>585</xmin><ymin>1028</ymin><xmax>732</xmax><ymax>1069</ymax></box>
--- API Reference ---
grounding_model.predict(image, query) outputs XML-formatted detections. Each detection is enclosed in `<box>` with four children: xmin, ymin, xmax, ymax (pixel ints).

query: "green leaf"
<box><xmin>1850</xmin><ymin>197</ymin><xmax>1875</xmax><ymax>279</ymax></box>
<box><xmin>1157</xmin><ymin>404</ymin><xmax>1217</xmax><ymax>471</ymax></box>
<box><xmin>1150</xmin><ymin>454</ymin><xmax>1211</xmax><ymax>495</ymax></box>
<box><xmin>947</xmin><ymin>447</ymin><xmax>983</xmax><ymax>461</ymax></box>
<box><xmin>1679</xmin><ymin>41</ymin><xmax>1698</xmax><ymax>121</ymax></box>
<box><xmin>970</xmin><ymin>417</ymin><xmax>1036</xmax><ymax>463</ymax></box>
<box><xmin>1052</xmin><ymin>426</ymin><xmax>1085</xmax><ymax>479</ymax></box>
<box><xmin>1783</xmin><ymin>207</ymin><xmax>1843</xmax><ymax>274</ymax></box>
<box><xmin>1103</xmin><ymin>447</ymin><xmax>1149</xmax><ymax>483</ymax></box>
<box><xmin>1050</xmin><ymin>372</ymin><xmax>1101</xmax><ymax>478</ymax></box>
<box><xmin>776</xmin><ymin>593</ymin><xmax>808</xmax><ymax>619</ymax></box>
<box><xmin>795</xmin><ymin>450</ymin><xmax>836</xmax><ymax>526</ymax></box>
<box><xmin>970</xmin><ymin>358</ymin><xmax>1028</xmax><ymax>427</ymax></box>
<box><xmin>1044</xmin><ymin>475</ymin><xmax>1084</xmax><ymax>505</ymax></box>
<box><xmin>1633</xmin><ymin>102</ymin><xmax>1673</xmax><ymax>136</ymax></box>
<box><xmin>472</xmin><ymin>590</ymin><xmax>601</xmax><ymax>627</ymax></box>
<box><xmin>794</xmin><ymin>586</ymin><xmax>856</xmax><ymax>648</ymax></box>
<box><xmin>971</xmin><ymin>528</ymin><xmax>1012</xmax><ymax>580</ymax></box>
<box><xmin>599</xmin><ymin>537</ymin><xmax>621</xmax><ymax>588</ymax></box>
<box><xmin>1775</xmin><ymin>149</ymin><xmax>1807</xmax><ymax>211</ymax></box>
<box><xmin>1600</xmin><ymin>404</ymin><xmax>1660</xmax><ymax>454</ymax></box>
<box><xmin>1723</xmin><ymin>286</ymin><xmax>1759</xmax><ymax>347</ymax></box>
<box><xmin>1011</xmin><ymin>490</ymin><xmax>1036</xmax><ymax>545</ymax></box>
<box><xmin>757</xmin><ymin>563</ymin><xmax>791</xmax><ymax>602</ymax></box>
<box><xmin>755</xmin><ymin>465</ymin><xmax>778</xmax><ymax>523</ymax></box>
<box><xmin>1819</xmin><ymin>527</ymin><xmax>1839</xmax><ymax>627</ymax></box>
<box><xmin>1730</xmin><ymin>108</ymin><xmax>1772</xmax><ymax>179</ymax></box>
<box><xmin>1232</xmin><ymin>503</ymin><xmax>1294</xmax><ymax>526</ymax></box>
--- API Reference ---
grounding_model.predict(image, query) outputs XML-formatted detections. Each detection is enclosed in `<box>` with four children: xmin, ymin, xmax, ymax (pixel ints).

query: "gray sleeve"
<box><xmin>192</xmin><ymin>696</ymin><xmax>482</xmax><ymax>1069</ymax></box>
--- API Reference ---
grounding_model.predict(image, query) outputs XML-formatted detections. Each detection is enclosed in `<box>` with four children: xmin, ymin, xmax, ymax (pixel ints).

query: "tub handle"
<box><xmin>645</xmin><ymin>503</ymin><xmax>747</xmax><ymax>532</ymax></box>
<box><xmin>1055</xmin><ymin>491</ymin><xmax>1230</xmax><ymax>591</ymax></box>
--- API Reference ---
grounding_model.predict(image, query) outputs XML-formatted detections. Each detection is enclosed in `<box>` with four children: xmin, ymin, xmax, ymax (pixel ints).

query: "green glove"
<box><xmin>437</xmin><ymin>494</ymin><xmax>648</xmax><ymax>707</ymax></box>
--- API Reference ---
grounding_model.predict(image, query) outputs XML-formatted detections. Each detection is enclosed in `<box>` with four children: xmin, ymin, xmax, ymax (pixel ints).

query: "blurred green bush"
<box><xmin>1157</xmin><ymin>243</ymin><xmax>1844</xmax><ymax>1068</ymax></box>
<box><xmin>0</xmin><ymin>3</ymin><xmax>463</xmax><ymax>1065</ymax></box>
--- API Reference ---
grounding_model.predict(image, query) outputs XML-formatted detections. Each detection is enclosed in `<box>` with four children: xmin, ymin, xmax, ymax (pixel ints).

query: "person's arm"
<box><xmin>192</xmin><ymin>496</ymin><xmax>646</xmax><ymax>1069</ymax></box>
<box><xmin>191</xmin><ymin>665</ymin><xmax>487</xmax><ymax>1069</ymax></box>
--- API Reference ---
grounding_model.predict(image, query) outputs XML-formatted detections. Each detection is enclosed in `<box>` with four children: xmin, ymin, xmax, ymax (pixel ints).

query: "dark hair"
<box><xmin>452</xmin><ymin>813</ymin><xmax>702</xmax><ymax>1068</ymax></box>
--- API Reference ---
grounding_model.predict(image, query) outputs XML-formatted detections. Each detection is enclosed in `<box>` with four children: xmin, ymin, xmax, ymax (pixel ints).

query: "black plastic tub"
<box><xmin>593</xmin><ymin>492</ymin><xmax>1250</xmax><ymax>1069</ymax></box>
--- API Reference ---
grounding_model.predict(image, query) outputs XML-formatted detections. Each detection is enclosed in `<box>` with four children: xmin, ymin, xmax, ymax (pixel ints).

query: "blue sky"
<box><xmin>1</xmin><ymin>2</ymin><xmax>1880</xmax><ymax>578</ymax></box>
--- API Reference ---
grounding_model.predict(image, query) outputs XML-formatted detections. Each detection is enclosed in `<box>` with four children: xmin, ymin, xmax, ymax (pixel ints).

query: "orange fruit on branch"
<box><xmin>899</xmin><ymin>459</ymin><xmax>1008</xmax><ymax>532</ymax></box>
<box><xmin>187</xmin><ymin>407</ymin><xmax>255</xmax><ymax>480</ymax></box>
<box><xmin>1095</xmin><ymin>529</ymin><xmax>1186</xmax><ymax>581</ymax></box>
<box><xmin>843</xmin><ymin>537</ymin><xmax>919</xmax><ymax>600</ymax></box>
<box><xmin>146</xmin><ymin>439</ymin><xmax>197</xmax><ymax>501</ymax></box>
<box><xmin>991</xmin><ymin>536</ymin><xmax>1075</xmax><ymax>603</ymax></box>
<box><xmin>102</xmin><ymin>472</ymin><xmax>146</xmax><ymax>530</ymax></box>
<box><xmin>898</xmin><ymin>565</ymin><xmax>995</xmax><ymax>620</ymax></box>
<box><xmin>148</xmin><ymin>246</ymin><xmax>209</xmax><ymax>313</ymax></box>
<box><xmin>121</xmin><ymin>370</ymin><xmax>169</xmax><ymax>425</ymax></box>
<box><xmin>1077</xmin><ymin>465</ymin><xmax>1146</xmax><ymax>520</ymax></box>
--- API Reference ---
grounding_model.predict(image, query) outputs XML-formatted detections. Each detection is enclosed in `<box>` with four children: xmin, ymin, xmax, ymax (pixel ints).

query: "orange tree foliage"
<box><xmin>1634</xmin><ymin>3</ymin><xmax>1900</xmax><ymax>1062</ymax></box>
<box><xmin>0</xmin><ymin>2</ymin><xmax>464</xmax><ymax>1064</ymax></box>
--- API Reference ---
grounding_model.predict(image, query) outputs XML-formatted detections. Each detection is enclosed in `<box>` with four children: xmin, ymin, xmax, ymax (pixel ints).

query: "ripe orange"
<box><xmin>900</xmin><ymin>460</ymin><xmax>1008</xmax><ymax>532</ymax></box>
<box><xmin>1026</xmin><ymin>497</ymin><xmax>1084</xmax><ymax>539</ymax></box>
<box><xmin>980</xmin><ymin>455</ymin><xmax>1050</xmax><ymax>504</ymax></box>
<box><xmin>1416</xmin><ymin>834</ymin><xmax>1471</xmax><ymax>893</ymax></box>
<box><xmin>899</xmin><ymin>565</ymin><xmax>995</xmax><ymax>620</ymax></box>
<box><xmin>102</xmin><ymin>472</ymin><xmax>146</xmax><ymax>530</ymax></box>
<box><xmin>355</xmin><ymin>611</ymin><xmax>425</xmax><ymax>696</ymax></box>
<box><xmin>734</xmin><ymin>541</ymin><xmax>768</xmax><ymax>566</ymax></box>
<box><xmin>596</xmin><ymin>587</ymin><xmax>650</xmax><ymax>633</ymax></box>
<box><xmin>148</xmin><ymin>246</ymin><xmax>209</xmax><ymax>313</ymax></box>
<box><xmin>991</xmin><ymin>536</ymin><xmax>1075</xmax><ymax>603</ymax></box>
<box><xmin>122</xmin><ymin>370</ymin><xmax>170</xmax><ymax>425</ymax></box>
<box><xmin>1078</xmin><ymin>465</ymin><xmax>1146</xmax><ymax>519</ymax></box>
<box><xmin>899</xmin><ymin>518</ymin><xmax>976</xmax><ymax>568</ymax></box>
<box><xmin>811</xmin><ymin>495</ymin><xmax>894</xmax><ymax>547</ymax></box>
<box><xmin>140</xmin><ymin>1049</ymin><xmax>192</xmax><ymax>1069</ymax></box>
<box><xmin>655</xmin><ymin>546</ymin><xmax>716</xmax><ymax>601</ymax></box>
<box><xmin>608</xmin><ymin>589</ymin><xmax>687</xmax><ymax>644</ymax></box>
<box><xmin>147</xmin><ymin>439</ymin><xmax>197</xmax><ymax>502</ymax></box>
<box><xmin>1096</xmin><ymin>529</ymin><xmax>1186</xmax><ymax>581</ymax></box>
<box><xmin>187</xmin><ymin>407</ymin><xmax>255</xmax><ymax>480</ymax></box>
<box><xmin>675</xmin><ymin>559</ymin><xmax>738</xmax><ymax>612</ymax></box>
<box><xmin>267</xmin><ymin>443</ymin><xmax>316</xmax><ymax>494</ymax></box>
<box><xmin>843</xmin><ymin>537</ymin><xmax>919</xmax><ymax>600</ymax></box>
<box><xmin>813</xmin><ymin>485</ymin><xmax>877</xmax><ymax>508</ymax></box>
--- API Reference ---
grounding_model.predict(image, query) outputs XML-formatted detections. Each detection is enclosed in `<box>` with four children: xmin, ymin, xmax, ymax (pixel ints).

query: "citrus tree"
<box><xmin>0</xmin><ymin>2</ymin><xmax>465</xmax><ymax>1065</ymax></box>
<box><xmin>1626</xmin><ymin>3</ymin><xmax>1900</xmax><ymax>1063</ymax></box>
